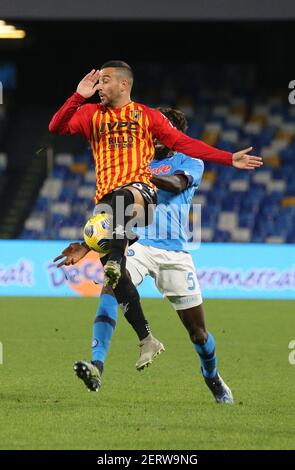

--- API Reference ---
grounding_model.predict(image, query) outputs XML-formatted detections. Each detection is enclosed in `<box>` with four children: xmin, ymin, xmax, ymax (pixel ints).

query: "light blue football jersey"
<box><xmin>136</xmin><ymin>153</ymin><xmax>204</xmax><ymax>252</ymax></box>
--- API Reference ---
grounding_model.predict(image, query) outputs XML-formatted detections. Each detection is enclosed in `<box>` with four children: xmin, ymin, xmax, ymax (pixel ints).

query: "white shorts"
<box><xmin>126</xmin><ymin>243</ymin><xmax>202</xmax><ymax>309</ymax></box>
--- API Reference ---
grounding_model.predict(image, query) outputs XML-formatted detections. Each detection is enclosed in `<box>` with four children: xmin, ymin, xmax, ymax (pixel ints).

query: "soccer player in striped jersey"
<box><xmin>50</xmin><ymin>62</ymin><xmax>262</xmax><ymax>394</ymax></box>
<box><xmin>49</xmin><ymin>61</ymin><xmax>262</xmax><ymax>289</ymax></box>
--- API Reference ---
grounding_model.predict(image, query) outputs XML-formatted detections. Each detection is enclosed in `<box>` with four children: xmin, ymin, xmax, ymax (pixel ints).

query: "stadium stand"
<box><xmin>1</xmin><ymin>64</ymin><xmax>294</xmax><ymax>244</ymax></box>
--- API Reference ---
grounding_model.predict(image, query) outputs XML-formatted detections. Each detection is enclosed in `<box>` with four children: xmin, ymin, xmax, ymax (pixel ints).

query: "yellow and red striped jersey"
<box><xmin>49</xmin><ymin>92</ymin><xmax>232</xmax><ymax>203</ymax></box>
<box><xmin>88</xmin><ymin>101</ymin><xmax>157</xmax><ymax>203</ymax></box>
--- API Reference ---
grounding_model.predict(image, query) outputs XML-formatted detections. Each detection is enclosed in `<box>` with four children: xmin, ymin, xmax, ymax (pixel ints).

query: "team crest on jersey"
<box><xmin>131</xmin><ymin>109</ymin><xmax>142</xmax><ymax>120</ymax></box>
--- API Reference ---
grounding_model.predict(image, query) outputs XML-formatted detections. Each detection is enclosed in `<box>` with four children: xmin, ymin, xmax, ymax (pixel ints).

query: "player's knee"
<box><xmin>189</xmin><ymin>327</ymin><xmax>208</xmax><ymax>345</ymax></box>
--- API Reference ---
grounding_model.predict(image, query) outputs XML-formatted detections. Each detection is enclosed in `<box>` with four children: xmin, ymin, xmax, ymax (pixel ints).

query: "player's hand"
<box><xmin>232</xmin><ymin>147</ymin><xmax>263</xmax><ymax>170</ymax></box>
<box><xmin>53</xmin><ymin>242</ymin><xmax>90</xmax><ymax>268</ymax></box>
<box><xmin>76</xmin><ymin>69</ymin><xmax>100</xmax><ymax>99</ymax></box>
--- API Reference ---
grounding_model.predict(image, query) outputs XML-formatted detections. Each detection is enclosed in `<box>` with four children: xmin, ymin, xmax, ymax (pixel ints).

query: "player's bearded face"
<box><xmin>98</xmin><ymin>68</ymin><xmax>123</xmax><ymax>106</ymax></box>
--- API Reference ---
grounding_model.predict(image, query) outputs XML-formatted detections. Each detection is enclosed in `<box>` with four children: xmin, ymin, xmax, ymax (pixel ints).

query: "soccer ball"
<box><xmin>83</xmin><ymin>213</ymin><xmax>112</xmax><ymax>254</ymax></box>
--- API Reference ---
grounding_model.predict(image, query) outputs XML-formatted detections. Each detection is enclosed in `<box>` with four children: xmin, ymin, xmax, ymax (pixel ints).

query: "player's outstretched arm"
<box><xmin>148</xmin><ymin>108</ymin><xmax>263</xmax><ymax>169</ymax></box>
<box><xmin>53</xmin><ymin>242</ymin><xmax>90</xmax><ymax>268</ymax></box>
<box><xmin>169</xmin><ymin>132</ymin><xmax>263</xmax><ymax>169</ymax></box>
<box><xmin>49</xmin><ymin>69</ymin><xmax>100</xmax><ymax>136</ymax></box>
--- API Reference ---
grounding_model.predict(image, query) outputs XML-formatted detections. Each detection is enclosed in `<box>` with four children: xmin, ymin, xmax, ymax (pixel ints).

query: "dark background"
<box><xmin>0</xmin><ymin>20</ymin><xmax>293</xmax><ymax>105</ymax></box>
<box><xmin>2</xmin><ymin>0</ymin><xmax>295</xmax><ymax>20</ymax></box>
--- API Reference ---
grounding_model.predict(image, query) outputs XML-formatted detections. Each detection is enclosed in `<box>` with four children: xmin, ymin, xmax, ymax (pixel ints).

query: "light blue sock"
<box><xmin>92</xmin><ymin>293</ymin><xmax>118</xmax><ymax>371</ymax></box>
<box><xmin>193</xmin><ymin>331</ymin><xmax>217</xmax><ymax>379</ymax></box>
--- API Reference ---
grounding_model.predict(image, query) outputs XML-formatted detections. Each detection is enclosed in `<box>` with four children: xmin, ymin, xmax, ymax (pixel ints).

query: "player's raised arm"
<box><xmin>148</xmin><ymin>108</ymin><xmax>263</xmax><ymax>170</ymax></box>
<box><xmin>48</xmin><ymin>69</ymin><xmax>100</xmax><ymax>138</ymax></box>
<box><xmin>76</xmin><ymin>69</ymin><xmax>101</xmax><ymax>99</ymax></box>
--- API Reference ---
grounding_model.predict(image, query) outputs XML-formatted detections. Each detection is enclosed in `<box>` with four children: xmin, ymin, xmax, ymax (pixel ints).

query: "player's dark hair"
<box><xmin>101</xmin><ymin>60</ymin><xmax>134</xmax><ymax>87</ymax></box>
<box><xmin>158</xmin><ymin>107</ymin><xmax>188</xmax><ymax>133</ymax></box>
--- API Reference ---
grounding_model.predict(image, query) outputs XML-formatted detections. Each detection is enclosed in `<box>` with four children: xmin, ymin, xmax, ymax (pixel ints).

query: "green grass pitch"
<box><xmin>0</xmin><ymin>297</ymin><xmax>294</xmax><ymax>450</ymax></box>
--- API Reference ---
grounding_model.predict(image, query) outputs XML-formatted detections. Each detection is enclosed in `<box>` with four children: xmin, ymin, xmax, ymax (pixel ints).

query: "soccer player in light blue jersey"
<box><xmin>55</xmin><ymin>108</ymin><xmax>234</xmax><ymax>404</ymax></box>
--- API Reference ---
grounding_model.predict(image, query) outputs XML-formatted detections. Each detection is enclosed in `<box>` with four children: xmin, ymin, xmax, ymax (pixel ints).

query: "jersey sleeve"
<box><xmin>147</xmin><ymin>107</ymin><xmax>183</xmax><ymax>148</ymax></box>
<box><xmin>174</xmin><ymin>155</ymin><xmax>204</xmax><ymax>188</ymax></box>
<box><xmin>147</xmin><ymin>107</ymin><xmax>233</xmax><ymax>166</ymax></box>
<box><xmin>49</xmin><ymin>92</ymin><xmax>97</xmax><ymax>141</ymax></box>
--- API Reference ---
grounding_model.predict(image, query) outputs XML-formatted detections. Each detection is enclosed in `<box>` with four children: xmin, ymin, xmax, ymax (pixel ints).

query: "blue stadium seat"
<box><xmin>239</xmin><ymin>213</ymin><xmax>256</xmax><ymax>229</ymax></box>
<box><xmin>52</xmin><ymin>165</ymin><xmax>69</xmax><ymax>179</ymax></box>
<box><xmin>213</xmin><ymin>229</ymin><xmax>231</xmax><ymax>242</ymax></box>
<box><xmin>19</xmin><ymin>87</ymin><xmax>295</xmax><ymax>244</ymax></box>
